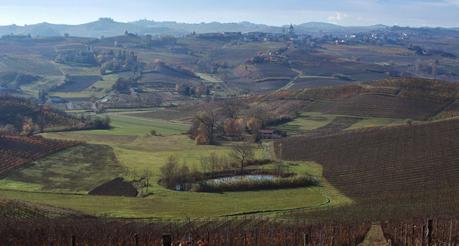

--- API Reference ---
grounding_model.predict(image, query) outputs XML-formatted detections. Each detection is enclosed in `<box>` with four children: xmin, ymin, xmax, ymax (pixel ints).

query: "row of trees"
<box><xmin>55</xmin><ymin>47</ymin><xmax>142</xmax><ymax>75</ymax></box>
<box><xmin>159</xmin><ymin>142</ymin><xmax>256</xmax><ymax>190</ymax></box>
<box><xmin>159</xmin><ymin>156</ymin><xmax>194</xmax><ymax>189</ymax></box>
<box><xmin>0</xmin><ymin>115</ymin><xmax>111</xmax><ymax>136</ymax></box>
<box><xmin>175</xmin><ymin>83</ymin><xmax>210</xmax><ymax>97</ymax></box>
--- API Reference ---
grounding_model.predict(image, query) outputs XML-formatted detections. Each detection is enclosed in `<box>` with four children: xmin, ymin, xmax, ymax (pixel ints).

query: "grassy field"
<box><xmin>346</xmin><ymin>117</ymin><xmax>408</xmax><ymax>130</ymax></box>
<box><xmin>92</xmin><ymin>74</ymin><xmax>118</xmax><ymax>90</ymax></box>
<box><xmin>276</xmin><ymin>112</ymin><xmax>336</xmax><ymax>134</ymax></box>
<box><xmin>83</xmin><ymin>113</ymin><xmax>189</xmax><ymax>136</ymax></box>
<box><xmin>0</xmin><ymin>137</ymin><xmax>349</xmax><ymax>218</ymax></box>
<box><xmin>43</xmin><ymin>65</ymin><xmax>117</xmax><ymax>99</ymax></box>
<box><xmin>21</xmin><ymin>76</ymin><xmax>64</xmax><ymax>97</ymax></box>
<box><xmin>0</xmin><ymin>110</ymin><xmax>402</xmax><ymax>222</ymax></box>
<box><xmin>277</xmin><ymin>112</ymin><xmax>407</xmax><ymax>134</ymax></box>
<box><xmin>0</xmin><ymin>112</ymin><xmax>352</xmax><ymax>219</ymax></box>
<box><xmin>195</xmin><ymin>73</ymin><xmax>223</xmax><ymax>83</ymax></box>
<box><xmin>0</xmin><ymin>185</ymin><xmax>337</xmax><ymax>218</ymax></box>
<box><xmin>0</xmin><ymin>54</ymin><xmax>62</xmax><ymax>76</ymax></box>
<box><xmin>0</xmin><ymin>142</ymin><xmax>349</xmax><ymax>218</ymax></box>
<box><xmin>57</xmin><ymin>64</ymin><xmax>100</xmax><ymax>75</ymax></box>
<box><xmin>1</xmin><ymin>144</ymin><xmax>124</xmax><ymax>194</ymax></box>
<box><xmin>47</xmin><ymin>75</ymin><xmax>116</xmax><ymax>99</ymax></box>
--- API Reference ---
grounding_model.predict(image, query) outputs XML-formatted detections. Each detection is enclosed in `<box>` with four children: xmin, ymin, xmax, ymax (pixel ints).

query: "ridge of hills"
<box><xmin>2</xmin><ymin>18</ymin><xmax>458</xmax><ymax>38</ymax></box>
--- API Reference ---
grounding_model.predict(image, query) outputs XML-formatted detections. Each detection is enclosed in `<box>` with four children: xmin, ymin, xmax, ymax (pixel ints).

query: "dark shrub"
<box><xmin>193</xmin><ymin>175</ymin><xmax>319</xmax><ymax>193</ymax></box>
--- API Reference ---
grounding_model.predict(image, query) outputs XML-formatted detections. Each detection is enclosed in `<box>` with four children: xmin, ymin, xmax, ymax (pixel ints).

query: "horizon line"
<box><xmin>0</xmin><ymin>17</ymin><xmax>458</xmax><ymax>29</ymax></box>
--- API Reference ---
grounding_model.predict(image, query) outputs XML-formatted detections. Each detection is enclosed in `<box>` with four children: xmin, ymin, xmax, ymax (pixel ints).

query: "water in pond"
<box><xmin>208</xmin><ymin>175</ymin><xmax>275</xmax><ymax>184</ymax></box>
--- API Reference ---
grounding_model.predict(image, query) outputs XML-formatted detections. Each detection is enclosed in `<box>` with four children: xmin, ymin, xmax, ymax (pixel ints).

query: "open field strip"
<box><xmin>0</xmin><ymin>112</ymin><xmax>352</xmax><ymax>219</ymax></box>
<box><xmin>277</xmin><ymin>112</ymin><xmax>408</xmax><ymax>135</ymax></box>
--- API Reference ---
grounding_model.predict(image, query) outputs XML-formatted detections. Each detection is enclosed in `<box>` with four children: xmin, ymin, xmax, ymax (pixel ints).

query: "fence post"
<box><xmin>162</xmin><ymin>234</ymin><xmax>172</xmax><ymax>246</ymax></box>
<box><xmin>404</xmin><ymin>224</ymin><xmax>407</xmax><ymax>246</ymax></box>
<box><xmin>448</xmin><ymin>220</ymin><xmax>453</xmax><ymax>246</ymax></box>
<box><xmin>426</xmin><ymin>219</ymin><xmax>433</xmax><ymax>246</ymax></box>
<box><xmin>303</xmin><ymin>233</ymin><xmax>309</xmax><ymax>246</ymax></box>
<box><xmin>71</xmin><ymin>235</ymin><xmax>76</xmax><ymax>246</ymax></box>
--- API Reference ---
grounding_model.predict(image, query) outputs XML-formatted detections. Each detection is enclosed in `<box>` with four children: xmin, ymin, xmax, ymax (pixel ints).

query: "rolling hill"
<box><xmin>0</xmin><ymin>95</ymin><xmax>85</xmax><ymax>132</ymax></box>
<box><xmin>0</xmin><ymin>199</ymin><xmax>86</xmax><ymax>219</ymax></box>
<box><xmin>259</xmin><ymin>78</ymin><xmax>459</xmax><ymax>120</ymax></box>
<box><xmin>0</xmin><ymin>135</ymin><xmax>79</xmax><ymax>177</ymax></box>
<box><xmin>275</xmin><ymin>117</ymin><xmax>459</xmax><ymax>219</ymax></box>
<box><xmin>0</xmin><ymin>18</ymin><xmax>447</xmax><ymax>38</ymax></box>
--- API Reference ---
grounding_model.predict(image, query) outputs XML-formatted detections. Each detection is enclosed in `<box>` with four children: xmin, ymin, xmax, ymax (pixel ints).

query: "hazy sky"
<box><xmin>0</xmin><ymin>0</ymin><xmax>458</xmax><ymax>27</ymax></box>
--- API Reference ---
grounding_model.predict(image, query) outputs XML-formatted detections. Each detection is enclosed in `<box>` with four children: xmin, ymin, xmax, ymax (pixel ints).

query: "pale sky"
<box><xmin>0</xmin><ymin>0</ymin><xmax>458</xmax><ymax>27</ymax></box>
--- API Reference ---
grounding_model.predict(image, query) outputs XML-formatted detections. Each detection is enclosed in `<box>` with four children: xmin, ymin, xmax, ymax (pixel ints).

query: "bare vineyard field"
<box><xmin>303</xmin><ymin>94</ymin><xmax>446</xmax><ymax>120</ymax></box>
<box><xmin>275</xmin><ymin>118</ymin><xmax>459</xmax><ymax>219</ymax></box>
<box><xmin>382</xmin><ymin>217</ymin><xmax>459</xmax><ymax>245</ymax></box>
<box><xmin>0</xmin><ymin>135</ymin><xmax>79</xmax><ymax>177</ymax></box>
<box><xmin>0</xmin><ymin>218</ymin><xmax>371</xmax><ymax>245</ymax></box>
<box><xmin>2</xmin><ymin>216</ymin><xmax>459</xmax><ymax>245</ymax></box>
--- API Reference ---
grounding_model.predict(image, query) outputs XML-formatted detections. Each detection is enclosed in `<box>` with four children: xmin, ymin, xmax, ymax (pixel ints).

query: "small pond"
<box><xmin>207</xmin><ymin>175</ymin><xmax>275</xmax><ymax>184</ymax></box>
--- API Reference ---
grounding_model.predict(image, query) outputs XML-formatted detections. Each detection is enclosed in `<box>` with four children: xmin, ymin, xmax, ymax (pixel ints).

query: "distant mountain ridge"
<box><xmin>0</xmin><ymin>18</ymin><xmax>399</xmax><ymax>38</ymax></box>
<box><xmin>0</xmin><ymin>18</ymin><xmax>457</xmax><ymax>38</ymax></box>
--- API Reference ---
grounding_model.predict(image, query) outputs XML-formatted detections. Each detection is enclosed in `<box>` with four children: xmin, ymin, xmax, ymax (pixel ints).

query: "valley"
<box><xmin>1</xmin><ymin>18</ymin><xmax>459</xmax><ymax>244</ymax></box>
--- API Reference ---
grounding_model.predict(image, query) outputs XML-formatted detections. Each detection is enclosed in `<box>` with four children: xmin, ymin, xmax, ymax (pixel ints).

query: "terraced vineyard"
<box><xmin>303</xmin><ymin>94</ymin><xmax>446</xmax><ymax>120</ymax></box>
<box><xmin>275</xmin><ymin>118</ymin><xmax>459</xmax><ymax>218</ymax></box>
<box><xmin>262</xmin><ymin>78</ymin><xmax>459</xmax><ymax>120</ymax></box>
<box><xmin>0</xmin><ymin>135</ymin><xmax>79</xmax><ymax>176</ymax></box>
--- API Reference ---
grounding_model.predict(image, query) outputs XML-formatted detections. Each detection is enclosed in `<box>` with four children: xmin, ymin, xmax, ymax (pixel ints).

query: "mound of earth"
<box><xmin>89</xmin><ymin>177</ymin><xmax>138</xmax><ymax>197</ymax></box>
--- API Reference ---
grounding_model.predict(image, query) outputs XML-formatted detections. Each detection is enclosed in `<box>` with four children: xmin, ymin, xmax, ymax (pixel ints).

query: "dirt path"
<box><xmin>359</xmin><ymin>224</ymin><xmax>391</xmax><ymax>246</ymax></box>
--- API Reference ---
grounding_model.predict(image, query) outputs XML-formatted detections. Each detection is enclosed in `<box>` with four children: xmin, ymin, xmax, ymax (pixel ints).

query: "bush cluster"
<box><xmin>192</xmin><ymin>175</ymin><xmax>320</xmax><ymax>193</ymax></box>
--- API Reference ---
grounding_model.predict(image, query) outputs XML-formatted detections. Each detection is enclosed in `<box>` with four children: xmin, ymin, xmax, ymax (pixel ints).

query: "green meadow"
<box><xmin>0</xmin><ymin>111</ymin><xmax>353</xmax><ymax>219</ymax></box>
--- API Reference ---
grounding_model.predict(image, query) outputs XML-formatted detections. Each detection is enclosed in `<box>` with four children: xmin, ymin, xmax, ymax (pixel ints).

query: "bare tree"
<box><xmin>200</xmin><ymin>152</ymin><xmax>221</xmax><ymax>176</ymax></box>
<box><xmin>142</xmin><ymin>169</ymin><xmax>153</xmax><ymax>194</ymax></box>
<box><xmin>229</xmin><ymin>142</ymin><xmax>255</xmax><ymax>174</ymax></box>
<box><xmin>221</xmin><ymin>97</ymin><xmax>246</xmax><ymax>119</ymax></box>
<box><xmin>160</xmin><ymin>156</ymin><xmax>179</xmax><ymax>189</ymax></box>
<box><xmin>194</xmin><ymin>104</ymin><xmax>219</xmax><ymax>144</ymax></box>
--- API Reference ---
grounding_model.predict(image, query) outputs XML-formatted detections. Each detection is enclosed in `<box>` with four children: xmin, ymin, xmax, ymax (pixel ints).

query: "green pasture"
<box><xmin>82</xmin><ymin>114</ymin><xmax>189</xmax><ymax>136</ymax></box>
<box><xmin>277</xmin><ymin>112</ymin><xmax>407</xmax><ymax>134</ymax></box>
<box><xmin>276</xmin><ymin>112</ymin><xmax>336</xmax><ymax>134</ymax></box>
<box><xmin>0</xmin><ymin>111</ymin><xmax>353</xmax><ymax>219</ymax></box>
<box><xmin>346</xmin><ymin>117</ymin><xmax>408</xmax><ymax>130</ymax></box>
<box><xmin>1</xmin><ymin>145</ymin><xmax>124</xmax><ymax>194</ymax></box>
